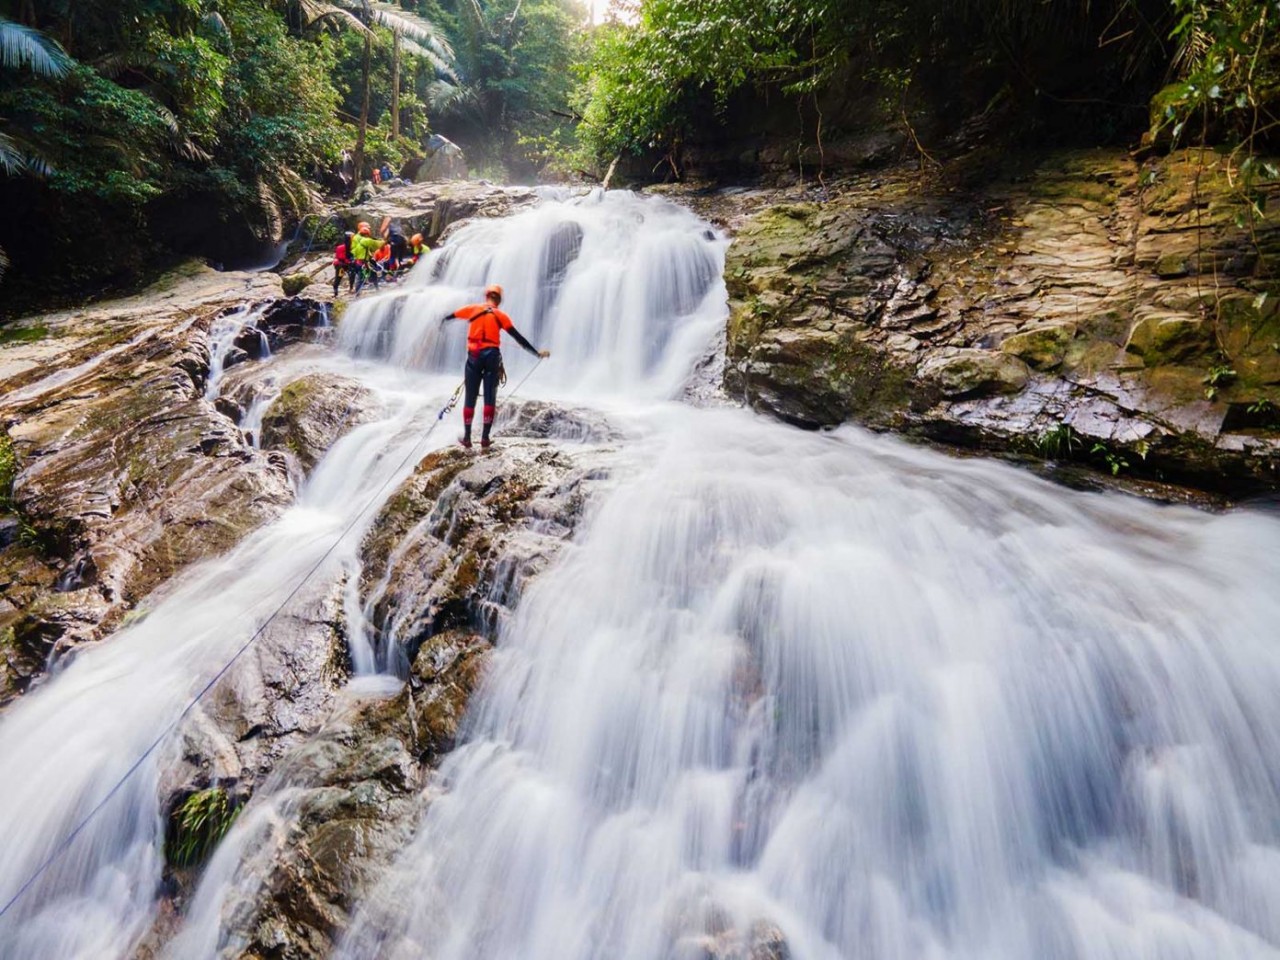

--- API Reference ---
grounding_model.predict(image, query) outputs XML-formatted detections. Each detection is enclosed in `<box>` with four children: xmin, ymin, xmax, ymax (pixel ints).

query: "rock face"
<box><xmin>722</xmin><ymin>149</ymin><xmax>1280</xmax><ymax>495</ymax></box>
<box><xmin>259</xmin><ymin>373</ymin><xmax>382</xmax><ymax>474</ymax></box>
<box><xmin>273</xmin><ymin>181</ymin><xmax>545</xmax><ymax>303</ymax></box>
<box><xmin>0</xmin><ymin>266</ymin><xmax>298</xmax><ymax>703</ymax></box>
<box><xmin>147</xmin><ymin>402</ymin><xmax>617</xmax><ymax>959</ymax></box>
<box><xmin>145</xmin><ymin>631</ymin><xmax>489</xmax><ymax>960</ymax></box>
<box><xmin>359</xmin><ymin>401</ymin><xmax>617</xmax><ymax>668</ymax></box>
<box><xmin>404</xmin><ymin>135</ymin><xmax>468</xmax><ymax>182</ymax></box>
<box><xmin>340</xmin><ymin>182</ymin><xmax>540</xmax><ymax>250</ymax></box>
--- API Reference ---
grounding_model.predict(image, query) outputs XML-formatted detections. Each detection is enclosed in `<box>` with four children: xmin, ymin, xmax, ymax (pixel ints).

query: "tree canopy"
<box><xmin>1</xmin><ymin>0</ymin><xmax>1275</xmax><ymax>310</ymax></box>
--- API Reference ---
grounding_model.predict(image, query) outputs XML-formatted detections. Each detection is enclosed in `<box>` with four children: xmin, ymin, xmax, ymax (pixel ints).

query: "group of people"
<box><xmin>331</xmin><ymin>218</ymin><xmax>430</xmax><ymax>296</ymax></box>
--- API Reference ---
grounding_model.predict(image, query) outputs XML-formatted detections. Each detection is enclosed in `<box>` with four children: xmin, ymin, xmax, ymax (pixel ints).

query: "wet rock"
<box><xmin>720</xmin><ymin>148</ymin><xmax>1280</xmax><ymax>496</ymax></box>
<box><xmin>1000</xmin><ymin>322</ymin><xmax>1076</xmax><ymax>369</ymax></box>
<box><xmin>360</xmin><ymin>402</ymin><xmax>616</xmax><ymax>663</ymax></box>
<box><xmin>340</xmin><ymin>181</ymin><xmax>541</xmax><ymax>247</ymax></box>
<box><xmin>0</xmin><ymin>267</ymin><xmax>296</xmax><ymax>703</ymax></box>
<box><xmin>258</xmin><ymin>297</ymin><xmax>330</xmax><ymax>351</ymax></box>
<box><xmin>920</xmin><ymin>349</ymin><xmax>1030</xmax><ymax>398</ymax></box>
<box><xmin>145</xmin><ymin>634</ymin><xmax>488</xmax><ymax>960</ymax></box>
<box><xmin>1124</xmin><ymin>312</ymin><xmax>1215</xmax><ymax>366</ymax></box>
<box><xmin>259</xmin><ymin>374</ymin><xmax>381</xmax><ymax>474</ymax></box>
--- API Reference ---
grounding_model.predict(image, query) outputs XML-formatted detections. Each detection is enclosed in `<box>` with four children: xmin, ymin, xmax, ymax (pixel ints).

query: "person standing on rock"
<box><xmin>332</xmin><ymin>232</ymin><xmax>356</xmax><ymax>296</ymax></box>
<box><xmin>349</xmin><ymin>222</ymin><xmax>386</xmax><ymax>294</ymax></box>
<box><xmin>441</xmin><ymin>284</ymin><xmax>549</xmax><ymax>449</ymax></box>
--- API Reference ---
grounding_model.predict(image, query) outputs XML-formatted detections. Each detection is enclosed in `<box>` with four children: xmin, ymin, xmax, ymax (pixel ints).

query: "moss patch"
<box><xmin>0</xmin><ymin>323</ymin><xmax>50</xmax><ymax>345</ymax></box>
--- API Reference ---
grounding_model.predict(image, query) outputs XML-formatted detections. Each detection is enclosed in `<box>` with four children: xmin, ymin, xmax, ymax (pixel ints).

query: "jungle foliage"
<box><xmin>0</xmin><ymin>0</ymin><xmax>582</xmax><ymax>307</ymax></box>
<box><xmin>576</xmin><ymin>0</ymin><xmax>1280</xmax><ymax>173</ymax></box>
<box><xmin>2</xmin><ymin>0</ymin><xmax>1276</xmax><ymax>312</ymax></box>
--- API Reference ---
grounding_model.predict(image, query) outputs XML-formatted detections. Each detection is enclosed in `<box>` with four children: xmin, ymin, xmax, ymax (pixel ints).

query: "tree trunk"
<box><xmin>391</xmin><ymin>30</ymin><xmax>401</xmax><ymax>140</ymax></box>
<box><xmin>354</xmin><ymin>31</ymin><xmax>372</xmax><ymax>184</ymax></box>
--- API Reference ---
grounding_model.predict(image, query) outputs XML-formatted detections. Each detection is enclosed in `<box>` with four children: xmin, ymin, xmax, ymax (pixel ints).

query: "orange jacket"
<box><xmin>452</xmin><ymin>303</ymin><xmax>514</xmax><ymax>353</ymax></box>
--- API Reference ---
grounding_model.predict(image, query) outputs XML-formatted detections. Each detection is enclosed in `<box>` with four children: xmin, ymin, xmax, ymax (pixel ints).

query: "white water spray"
<box><xmin>334</xmin><ymin>405</ymin><xmax>1280</xmax><ymax>960</ymax></box>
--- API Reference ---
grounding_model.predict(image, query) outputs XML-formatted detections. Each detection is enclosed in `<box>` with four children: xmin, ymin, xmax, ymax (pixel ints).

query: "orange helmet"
<box><xmin>485</xmin><ymin>284</ymin><xmax>503</xmax><ymax>302</ymax></box>
<box><xmin>410</xmin><ymin>233</ymin><xmax>423</xmax><ymax>246</ymax></box>
<box><xmin>357</xmin><ymin>221</ymin><xmax>371</xmax><ymax>235</ymax></box>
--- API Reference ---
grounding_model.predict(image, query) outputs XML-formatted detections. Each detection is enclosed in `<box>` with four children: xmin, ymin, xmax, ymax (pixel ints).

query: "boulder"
<box><xmin>919</xmin><ymin>350</ymin><xmax>1031</xmax><ymax>398</ymax></box>
<box><xmin>259</xmin><ymin>373</ymin><xmax>381</xmax><ymax>474</ymax></box>
<box><xmin>1000</xmin><ymin>322</ymin><xmax>1076</xmax><ymax>369</ymax></box>
<box><xmin>417</xmin><ymin>134</ymin><xmax>468</xmax><ymax>181</ymax></box>
<box><xmin>1124</xmin><ymin>312</ymin><xmax>1215</xmax><ymax>366</ymax></box>
<box><xmin>281</xmin><ymin>273</ymin><xmax>311</xmax><ymax>296</ymax></box>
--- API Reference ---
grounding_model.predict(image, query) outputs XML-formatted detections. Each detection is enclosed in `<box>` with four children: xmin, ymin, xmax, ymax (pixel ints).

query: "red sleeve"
<box><xmin>496</xmin><ymin>309</ymin><xmax>514</xmax><ymax>331</ymax></box>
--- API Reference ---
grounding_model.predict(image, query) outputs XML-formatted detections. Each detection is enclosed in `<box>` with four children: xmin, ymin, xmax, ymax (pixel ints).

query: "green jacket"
<box><xmin>349</xmin><ymin>233</ymin><xmax>385</xmax><ymax>262</ymax></box>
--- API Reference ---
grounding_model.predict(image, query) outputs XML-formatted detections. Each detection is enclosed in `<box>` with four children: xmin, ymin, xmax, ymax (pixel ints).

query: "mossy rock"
<box><xmin>281</xmin><ymin>273</ymin><xmax>311</xmax><ymax>297</ymax></box>
<box><xmin>1154</xmin><ymin>254</ymin><xmax>1191</xmax><ymax>279</ymax></box>
<box><xmin>260</xmin><ymin>374</ymin><xmax>378</xmax><ymax>473</ymax></box>
<box><xmin>1124</xmin><ymin>313</ymin><xmax>1216</xmax><ymax>366</ymax></box>
<box><xmin>918</xmin><ymin>350</ymin><xmax>1030</xmax><ymax>399</ymax></box>
<box><xmin>1000</xmin><ymin>323</ymin><xmax>1076</xmax><ymax>370</ymax></box>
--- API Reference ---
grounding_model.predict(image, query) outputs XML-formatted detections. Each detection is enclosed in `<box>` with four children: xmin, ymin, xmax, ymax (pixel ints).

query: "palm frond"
<box><xmin>364</xmin><ymin>1</ymin><xmax>453</xmax><ymax>57</ymax></box>
<box><xmin>0</xmin><ymin>243</ymin><xmax>9</xmax><ymax>283</ymax></box>
<box><xmin>427</xmin><ymin>78</ymin><xmax>482</xmax><ymax>121</ymax></box>
<box><xmin>0</xmin><ymin>129</ymin><xmax>52</xmax><ymax>176</ymax></box>
<box><xmin>400</xmin><ymin>36</ymin><xmax>456</xmax><ymax>78</ymax></box>
<box><xmin>0</xmin><ymin>131</ymin><xmax>24</xmax><ymax>176</ymax></box>
<box><xmin>0</xmin><ymin>17</ymin><xmax>71</xmax><ymax>77</ymax></box>
<box><xmin>91</xmin><ymin>50</ymin><xmax>135</xmax><ymax>78</ymax></box>
<box><xmin>300</xmin><ymin>0</ymin><xmax>372</xmax><ymax>35</ymax></box>
<box><xmin>311</xmin><ymin>7</ymin><xmax>373</xmax><ymax>35</ymax></box>
<box><xmin>152</xmin><ymin>103</ymin><xmax>214</xmax><ymax>161</ymax></box>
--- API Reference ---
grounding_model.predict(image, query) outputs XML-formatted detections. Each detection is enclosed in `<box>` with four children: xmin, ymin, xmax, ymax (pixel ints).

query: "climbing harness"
<box><xmin>0</xmin><ymin>378</ymin><xmax>468</xmax><ymax>924</ymax></box>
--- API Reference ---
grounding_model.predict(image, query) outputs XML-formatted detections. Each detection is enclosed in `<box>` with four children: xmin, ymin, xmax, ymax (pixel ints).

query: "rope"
<box><xmin>503</xmin><ymin>356</ymin><xmax>543</xmax><ymax>400</ymax></box>
<box><xmin>0</xmin><ymin>379</ymin><xmax>466</xmax><ymax>924</ymax></box>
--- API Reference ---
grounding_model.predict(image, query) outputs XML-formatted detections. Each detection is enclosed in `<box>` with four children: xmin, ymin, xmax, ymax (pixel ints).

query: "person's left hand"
<box><xmin>538</xmin><ymin>350</ymin><xmax>551</xmax><ymax>359</ymax></box>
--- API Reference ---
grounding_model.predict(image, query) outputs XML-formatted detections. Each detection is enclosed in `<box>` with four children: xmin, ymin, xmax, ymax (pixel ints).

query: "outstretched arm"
<box><xmin>507</xmin><ymin>325</ymin><xmax>549</xmax><ymax>359</ymax></box>
<box><xmin>440</xmin><ymin>310</ymin><xmax>458</xmax><ymax>323</ymax></box>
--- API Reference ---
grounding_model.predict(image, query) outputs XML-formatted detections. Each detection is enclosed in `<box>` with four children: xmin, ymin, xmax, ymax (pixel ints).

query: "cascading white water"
<box><xmin>0</xmin><ymin>362</ymin><xmax>461</xmax><ymax>959</ymax></box>
<box><xmin>204</xmin><ymin>306</ymin><xmax>269</xmax><ymax>401</ymax></box>
<box><xmin>337</xmin><ymin>189</ymin><xmax>727</xmax><ymax>403</ymax></box>
<box><xmin>4</xmin><ymin>188</ymin><xmax>1280</xmax><ymax>960</ymax></box>
<box><xmin>333</xmin><ymin>406</ymin><xmax>1280</xmax><ymax>960</ymax></box>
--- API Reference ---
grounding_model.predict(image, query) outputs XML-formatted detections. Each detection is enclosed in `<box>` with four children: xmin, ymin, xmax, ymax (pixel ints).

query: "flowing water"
<box><xmin>3</xmin><ymin>190</ymin><xmax>1280</xmax><ymax>960</ymax></box>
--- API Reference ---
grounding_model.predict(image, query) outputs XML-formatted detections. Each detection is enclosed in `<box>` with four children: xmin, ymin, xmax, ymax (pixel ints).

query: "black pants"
<box><xmin>464</xmin><ymin>347</ymin><xmax>502</xmax><ymax>414</ymax></box>
<box><xmin>332</xmin><ymin>263</ymin><xmax>356</xmax><ymax>294</ymax></box>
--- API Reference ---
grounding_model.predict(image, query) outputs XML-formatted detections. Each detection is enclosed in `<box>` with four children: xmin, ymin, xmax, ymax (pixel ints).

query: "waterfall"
<box><xmin>0</xmin><ymin>374</ymin><xmax>457</xmax><ymax>959</ymax></box>
<box><xmin>334</xmin><ymin>408</ymin><xmax>1280</xmax><ymax>960</ymax></box>
<box><xmin>336</xmin><ymin>191</ymin><xmax>727</xmax><ymax>401</ymax></box>
<box><xmin>204</xmin><ymin>305</ymin><xmax>269</xmax><ymax>401</ymax></box>
<box><xmin>3</xmin><ymin>188</ymin><xmax>1280</xmax><ymax>960</ymax></box>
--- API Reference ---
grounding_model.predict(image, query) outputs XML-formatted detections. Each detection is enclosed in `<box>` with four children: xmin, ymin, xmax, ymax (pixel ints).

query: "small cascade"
<box><xmin>238</xmin><ymin>379</ymin><xmax>279</xmax><ymax>449</ymax></box>
<box><xmin>203</xmin><ymin>305</ymin><xmax>269</xmax><ymax>401</ymax></box>
<box><xmin>337</xmin><ymin>191</ymin><xmax>728</xmax><ymax>401</ymax></box>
